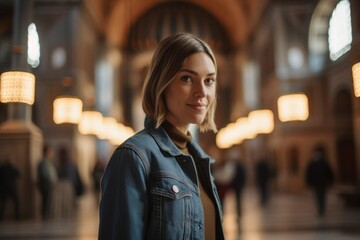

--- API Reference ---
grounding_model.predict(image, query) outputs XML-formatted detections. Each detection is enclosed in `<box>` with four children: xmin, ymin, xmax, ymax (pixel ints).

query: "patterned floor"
<box><xmin>0</xmin><ymin>188</ymin><xmax>359</xmax><ymax>240</ymax></box>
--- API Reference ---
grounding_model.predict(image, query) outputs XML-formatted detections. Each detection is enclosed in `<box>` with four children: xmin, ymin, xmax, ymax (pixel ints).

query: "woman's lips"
<box><xmin>187</xmin><ymin>103</ymin><xmax>207</xmax><ymax>111</ymax></box>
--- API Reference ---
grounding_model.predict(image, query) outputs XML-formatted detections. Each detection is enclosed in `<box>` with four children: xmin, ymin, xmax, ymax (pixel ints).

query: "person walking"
<box><xmin>99</xmin><ymin>32</ymin><xmax>225</xmax><ymax>240</ymax></box>
<box><xmin>52</xmin><ymin>146</ymin><xmax>84</xmax><ymax>219</ymax></box>
<box><xmin>57</xmin><ymin>146</ymin><xmax>84</xmax><ymax>198</ymax></box>
<box><xmin>37</xmin><ymin>145</ymin><xmax>58</xmax><ymax>219</ymax></box>
<box><xmin>213</xmin><ymin>157</ymin><xmax>235</xmax><ymax>209</ymax></box>
<box><xmin>0</xmin><ymin>157</ymin><xmax>20</xmax><ymax>221</ymax></box>
<box><xmin>255</xmin><ymin>157</ymin><xmax>272</xmax><ymax>207</ymax></box>
<box><xmin>305</xmin><ymin>145</ymin><xmax>334</xmax><ymax>217</ymax></box>
<box><xmin>231</xmin><ymin>155</ymin><xmax>246</xmax><ymax>222</ymax></box>
<box><xmin>91</xmin><ymin>158</ymin><xmax>105</xmax><ymax>202</ymax></box>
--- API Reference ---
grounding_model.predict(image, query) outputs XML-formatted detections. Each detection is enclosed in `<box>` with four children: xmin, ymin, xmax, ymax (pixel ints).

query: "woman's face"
<box><xmin>164</xmin><ymin>52</ymin><xmax>216</xmax><ymax>133</ymax></box>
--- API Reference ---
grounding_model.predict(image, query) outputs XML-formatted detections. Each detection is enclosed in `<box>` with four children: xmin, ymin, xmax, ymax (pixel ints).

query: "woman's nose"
<box><xmin>193</xmin><ymin>83</ymin><xmax>206</xmax><ymax>98</ymax></box>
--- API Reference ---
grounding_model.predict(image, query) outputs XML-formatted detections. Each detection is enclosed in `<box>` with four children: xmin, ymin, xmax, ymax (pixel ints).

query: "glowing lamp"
<box><xmin>278</xmin><ymin>93</ymin><xmax>309</xmax><ymax>122</ymax></box>
<box><xmin>248</xmin><ymin>109</ymin><xmax>274</xmax><ymax>134</ymax></box>
<box><xmin>0</xmin><ymin>71</ymin><xmax>35</xmax><ymax>105</ymax></box>
<box><xmin>97</xmin><ymin>117</ymin><xmax>118</xmax><ymax>139</ymax></box>
<box><xmin>352</xmin><ymin>62</ymin><xmax>360</xmax><ymax>97</ymax></box>
<box><xmin>216</xmin><ymin>127</ymin><xmax>233</xmax><ymax>149</ymax></box>
<box><xmin>235</xmin><ymin>117</ymin><xmax>256</xmax><ymax>140</ymax></box>
<box><xmin>53</xmin><ymin>96</ymin><xmax>83</xmax><ymax>124</ymax></box>
<box><xmin>109</xmin><ymin>123</ymin><xmax>135</xmax><ymax>145</ymax></box>
<box><xmin>78</xmin><ymin>111</ymin><xmax>103</xmax><ymax>135</ymax></box>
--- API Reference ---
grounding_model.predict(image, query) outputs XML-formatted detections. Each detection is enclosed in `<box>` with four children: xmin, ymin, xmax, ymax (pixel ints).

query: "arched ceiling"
<box><xmin>126</xmin><ymin>2</ymin><xmax>232</xmax><ymax>53</ymax></box>
<box><xmin>103</xmin><ymin>0</ymin><xmax>269</xmax><ymax>49</ymax></box>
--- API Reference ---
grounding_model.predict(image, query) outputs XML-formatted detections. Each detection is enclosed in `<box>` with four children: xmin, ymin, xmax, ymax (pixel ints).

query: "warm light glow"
<box><xmin>78</xmin><ymin>111</ymin><xmax>103</xmax><ymax>135</ymax></box>
<box><xmin>278</xmin><ymin>93</ymin><xmax>309</xmax><ymax>122</ymax></box>
<box><xmin>109</xmin><ymin>123</ymin><xmax>135</xmax><ymax>145</ymax></box>
<box><xmin>352</xmin><ymin>62</ymin><xmax>360</xmax><ymax>97</ymax></box>
<box><xmin>53</xmin><ymin>96</ymin><xmax>83</xmax><ymax>124</ymax></box>
<box><xmin>216</xmin><ymin>123</ymin><xmax>241</xmax><ymax>149</ymax></box>
<box><xmin>216</xmin><ymin>110</ymin><xmax>275</xmax><ymax>149</ymax></box>
<box><xmin>216</xmin><ymin>117</ymin><xmax>257</xmax><ymax>149</ymax></box>
<box><xmin>0</xmin><ymin>71</ymin><xmax>35</xmax><ymax>105</ymax></box>
<box><xmin>235</xmin><ymin>117</ymin><xmax>257</xmax><ymax>140</ymax></box>
<box><xmin>216</xmin><ymin>128</ymin><xmax>233</xmax><ymax>149</ymax></box>
<box><xmin>97</xmin><ymin>117</ymin><xmax>118</xmax><ymax>139</ymax></box>
<box><xmin>248</xmin><ymin>109</ymin><xmax>274</xmax><ymax>134</ymax></box>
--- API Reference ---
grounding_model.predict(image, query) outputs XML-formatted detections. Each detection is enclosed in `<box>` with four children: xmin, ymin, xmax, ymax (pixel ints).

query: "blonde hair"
<box><xmin>142</xmin><ymin>32</ymin><xmax>218</xmax><ymax>132</ymax></box>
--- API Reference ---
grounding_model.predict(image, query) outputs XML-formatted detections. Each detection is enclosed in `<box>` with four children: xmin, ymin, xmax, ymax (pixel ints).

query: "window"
<box><xmin>328</xmin><ymin>0</ymin><xmax>352</xmax><ymax>61</ymax></box>
<box><xmin>27</xmin><ymin>23</ymin><xmax>40</xmax><ymax>68</ymax></box>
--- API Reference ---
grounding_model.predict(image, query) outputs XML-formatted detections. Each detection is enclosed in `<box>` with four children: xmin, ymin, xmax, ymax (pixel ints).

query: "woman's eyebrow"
<box><xmin>180</xmin><ymin>68</ymin><xmax>216</xmax><ymax>76</ymax></box>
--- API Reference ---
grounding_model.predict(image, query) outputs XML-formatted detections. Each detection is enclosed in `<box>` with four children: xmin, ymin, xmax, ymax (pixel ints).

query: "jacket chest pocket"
<box><xmin>150</xmin><ymin>176</ymin><xmax>192</xmax><ymax>239</ymax></box>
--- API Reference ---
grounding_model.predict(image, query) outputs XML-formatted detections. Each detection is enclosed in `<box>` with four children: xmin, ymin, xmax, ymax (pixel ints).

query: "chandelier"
<box><xmin>0</xmin><ymin>71</ymin><xmax>35</xmax><ymax>105</ymax></box>
<box><xmin>53</xmin><ymin>96</ymin><xmax>83</xmax><ymax>124</ymax></box>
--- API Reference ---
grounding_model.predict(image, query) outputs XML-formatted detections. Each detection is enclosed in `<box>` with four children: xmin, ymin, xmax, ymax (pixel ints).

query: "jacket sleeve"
<box><xmin>98</xmin><ymin>146</ymin><xmax>149</xmax><ymax>240</ymax></box>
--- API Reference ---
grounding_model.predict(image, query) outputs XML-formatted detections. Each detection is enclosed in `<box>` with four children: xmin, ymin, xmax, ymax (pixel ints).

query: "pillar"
<box><xmin>0</xmin><ymin>0</ymin><xmax>43</xmax><ymax>220</ymax></box>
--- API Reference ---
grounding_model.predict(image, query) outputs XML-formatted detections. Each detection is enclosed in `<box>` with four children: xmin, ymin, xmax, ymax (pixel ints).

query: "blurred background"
<box><xmin>0</xmin><ymin>0</ymin><xmax>360</xmax><ymax>239</ymax></box>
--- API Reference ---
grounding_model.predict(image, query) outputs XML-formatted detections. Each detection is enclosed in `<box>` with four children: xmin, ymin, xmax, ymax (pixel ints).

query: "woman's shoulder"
<box><xmin>115</xmin><ymin>128</ymin><xmax>160</xmax><ymax>156</ymax></box>
<box><xmin>109</xmin><ymin>129</ymin><xmax>158</xmax><ymax>177</ymax></box>
<box><xmin>121</xmin><ymin>128</ymin><xmax>154</xmax><ymax>146</ymax></box>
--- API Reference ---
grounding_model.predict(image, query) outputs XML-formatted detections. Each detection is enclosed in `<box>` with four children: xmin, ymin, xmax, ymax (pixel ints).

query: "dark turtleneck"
<box><xmin>162</xmin><ymin>120</ymin><xmax>192</xmax><ymax>152</ymax></box>
<box><xmin>162</xmin><ymin>121</ymin><xmax>216</xmax><ymax>240</ymax></box>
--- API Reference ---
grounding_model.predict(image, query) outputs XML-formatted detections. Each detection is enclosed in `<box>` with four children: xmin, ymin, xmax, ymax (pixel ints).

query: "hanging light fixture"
<box><xmin>352</xmin><ymin>62</ymin><xmax>360</xmax><ymax>97</ymax></box>
<box><xmin>96</xmin><ymin>117</ymin><xmax>117</xmax><ymax>139</ymax></box>
<box><xmin>216</xmin><ymin>127</ymin><xmax>234</xmax><ymax>149</ymax></box>
<box><xmin>277</xmin><ymin>93</ymin><xmax>309</xmax><ymax>122</ymax></box>
<box><xmin>248</xmin><ymin>109</ymin><xmax>274</xmax><ymax>134</ymax></box>
<box><xmin>78</xmin><ymin>111</ymin><xmax>103</xmax><ymax>135</ymax></box>
<box><xmin>0</xmin><ymin>71</ymin><xmax>35</xmax><ymax>105</ymax></box>
<box><xmin>53</xmin><ymin>96</ymin><xmax>83</xmax><ymax>124</ymax></box>
<box><xmin>235</xmin><ymin>117</ymin><xmax>257</xmax><ymax>140</ymax></box>
<box><xmin>108</xmin><ymin>123</ymin><xmax>135</xmax><ymax>145</ymax></box>
<box><xmin>216</xmin><ymin>122</ymin><xmax>241</xmax><ymax>149</ymax></box>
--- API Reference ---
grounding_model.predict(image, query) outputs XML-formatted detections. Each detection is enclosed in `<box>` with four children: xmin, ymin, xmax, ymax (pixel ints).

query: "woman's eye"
<box><xmin>181</xmin><ymin>75</ymin><xmax>192</xmax><ymax>82</ymax></box>
<box><xmin>205</xmin><ymin>78</ymin><xmax>215</xmax><ymax>85</ymax></box>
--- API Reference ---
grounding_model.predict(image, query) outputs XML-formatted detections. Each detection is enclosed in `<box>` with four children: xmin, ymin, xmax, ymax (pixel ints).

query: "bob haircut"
<box><xmin>142</xmin><ymin>32</ymin><xmax>218</xmax><ymax>132</ymax></box>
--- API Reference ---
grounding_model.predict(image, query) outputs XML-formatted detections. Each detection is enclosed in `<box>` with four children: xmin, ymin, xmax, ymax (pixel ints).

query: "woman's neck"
<box><xmin>165</xmin><ymin>117</ymin><xmax>189</xmax><ymax>135</ymax></box>
<box><xmin>162</xmin><ymin>120</ymin><xmax>192</xmax><ymax>150</ymax></box>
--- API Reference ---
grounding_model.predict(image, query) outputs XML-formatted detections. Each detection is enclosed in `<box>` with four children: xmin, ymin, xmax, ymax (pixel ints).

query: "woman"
<box><xmin>99</xmin><ymin>32</ymin><xmax>225</xmax><ymax>240</ymax></box>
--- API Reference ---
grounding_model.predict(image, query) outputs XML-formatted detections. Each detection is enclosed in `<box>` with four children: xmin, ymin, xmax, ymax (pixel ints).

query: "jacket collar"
<box><xmin>144</xmin><ymin>117</ymin><xmax>211</xmax><ymax>160</ymax></box>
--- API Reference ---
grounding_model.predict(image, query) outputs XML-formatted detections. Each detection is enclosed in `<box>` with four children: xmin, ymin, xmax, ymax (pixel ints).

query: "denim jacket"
<box><xmin>99</xmin><ymin>119</ymin><xmax>225</xmax><ymax>240</ymax></box>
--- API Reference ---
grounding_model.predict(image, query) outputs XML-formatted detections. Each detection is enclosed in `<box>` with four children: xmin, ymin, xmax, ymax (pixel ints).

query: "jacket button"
<box><xmin>172</xmin><ymin>185</ymin><xmax>179</xmax><ymax>193</ymax></box>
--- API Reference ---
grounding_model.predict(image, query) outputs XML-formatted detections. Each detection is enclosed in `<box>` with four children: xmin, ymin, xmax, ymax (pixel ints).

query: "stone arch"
<box><xmin>126</xmin><ymin>2</ymin><xmax>232</xmax><ymax>53</ymax></box>
<box><xmin>105</xmin><ymin>0</ymin><xmax>247</xmax><ymax>48</ymax></box>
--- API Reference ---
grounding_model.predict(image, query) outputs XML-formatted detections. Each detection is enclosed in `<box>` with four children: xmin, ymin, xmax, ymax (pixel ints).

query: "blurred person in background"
<box><xmin>57</xmin><ymin>146</ymin><xmax>84</xmax><ymax>198</ymax></box>
<box><xmin>305</xmin><ymin>145</ymin><xmax>334</xmax><ymax>217</ymax></box>
<box><xmin>230</xmin><ymin>151</ymin><xmax>246</xmax><ymax>224</ymax></box>
<box><xmin>255</xmin><ymin>156</ymin><xmax>273</xmax><ymax>207</ymax></box>
<box><xmin>92</xmin><ymin>158</ymin><xmax>105</xmax><ymax>203</ymax></box>
<box><xmin>52</xmin><ymin>146</ymin><xmax>83</xmax><ymax>219</ymax></box>
<box><xmin>0</xmin><ymin>157</ymin><xmax>20</xmax><ymax>221</ymax></box>
<box><xmin>37</xmin><ymin>145</ymin><xmax>57</xmax><ymax>219</ymax></box>
<box><xmin>213</xmin><ymin>157</ymin><xmax>235</xmax><ymax>209</ymax></box>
